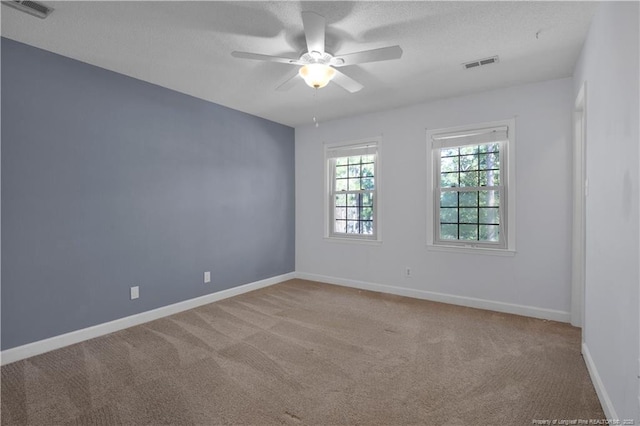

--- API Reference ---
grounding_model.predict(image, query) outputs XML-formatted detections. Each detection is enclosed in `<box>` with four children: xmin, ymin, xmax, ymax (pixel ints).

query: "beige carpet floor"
<box><xmin>1</xmin><ymin>279</ymin><xmax>603</xmax><ymax>425</ymax></box>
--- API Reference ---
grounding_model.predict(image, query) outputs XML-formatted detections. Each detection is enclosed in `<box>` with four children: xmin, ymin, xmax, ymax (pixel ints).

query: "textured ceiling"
<box><xmin>1</xmin><ymin>1</ymin><xmax>597</xmax><ymax>127</ymax></box>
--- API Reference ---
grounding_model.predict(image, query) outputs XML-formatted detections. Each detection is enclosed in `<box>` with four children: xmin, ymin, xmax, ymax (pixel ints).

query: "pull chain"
<box><xmin>313</xmin><ymin>88</ymin><xmax>319</xmax><ymax>128</ymax></box>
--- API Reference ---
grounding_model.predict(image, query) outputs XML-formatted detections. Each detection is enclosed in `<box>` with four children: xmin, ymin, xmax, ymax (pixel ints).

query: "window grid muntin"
<box><xmin>330</xmin><ymin>153</ymin><xmax>377</xmax><ymax>239</ymax></box>
<box><xmin>333</xmin><ymin>191</ymin><xmax>374</xmax><ymax>235</ymax></box>
<box><xmin>439</xmin><ymin>143</ymin><xmax>500</xmax><ymax>188</ymax></box>
<box><xmin>439</xmin><ymin>187</ymin><xmax>502</xmax><ymax>243</ymax></box>
<box><xmin>435</xmin><ymin>141</ymin><xmax>505</xmax><ymax>248</ymax></box>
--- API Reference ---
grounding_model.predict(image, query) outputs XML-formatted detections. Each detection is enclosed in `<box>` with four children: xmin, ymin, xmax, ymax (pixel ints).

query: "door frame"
<box><xmin>572</xmin><ymin>82</ymin><xmax>587</xmax><ymax>335</ymax></box>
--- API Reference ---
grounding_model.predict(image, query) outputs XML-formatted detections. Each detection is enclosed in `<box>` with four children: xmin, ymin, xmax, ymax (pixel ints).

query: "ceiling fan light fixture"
<box><xmin>299</xmin><ymin>64</ymin><xmax>336</xmax><ymax>89</ymax></box>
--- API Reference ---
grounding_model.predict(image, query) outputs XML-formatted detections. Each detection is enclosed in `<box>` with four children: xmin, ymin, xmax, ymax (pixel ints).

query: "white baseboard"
<box><xmin>1</xmin><ymin>272</ymin><xmax>296</xmax><ymax>366</ymax></box>
<box><xmin>296</xmin><ymin>272</ymin><xmax>571</xmax><ymax>323</ymax></box>
<box><xmin>1</xmin><ymin>271</ymin><xmax>572</xmax><ymax>366</ymax></box>
<box><xmin>581</xmin><ymin>343</ymin><xmax>618</xmax><ymax>420</ymax></box>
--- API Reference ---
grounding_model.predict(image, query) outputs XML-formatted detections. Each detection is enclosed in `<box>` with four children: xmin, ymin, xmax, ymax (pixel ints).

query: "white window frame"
<box><xmin>324</xmin><ymin>137</ymin><xmax>381</xmax><ymax>243</ymax></box>
<box><xmin>426</xmin><ymin>119</ymin><xmax>516</xmax><ymax>255</ymax></box>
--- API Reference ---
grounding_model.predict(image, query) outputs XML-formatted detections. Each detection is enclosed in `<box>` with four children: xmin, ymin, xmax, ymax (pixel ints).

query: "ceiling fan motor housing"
<box><xmin>300</xmin><ymin>51</ymin><xmax>334</xmax><ymax>65</ymax></box>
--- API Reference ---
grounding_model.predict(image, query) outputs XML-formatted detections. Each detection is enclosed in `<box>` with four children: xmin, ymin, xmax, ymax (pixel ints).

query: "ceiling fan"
<box><xmin>231</xmin><ymin>11</ymin><xmax>403</xmax><ymax>93</ymax></box>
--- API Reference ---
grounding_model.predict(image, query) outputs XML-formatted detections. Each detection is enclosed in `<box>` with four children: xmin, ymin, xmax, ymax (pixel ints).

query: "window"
<box><xmin>326</xmin><ymin>139</ymin><xmax>379</xmax><ymax>241</ymax></box>
<box><xmin>427</xmin><ymin>120</ymin><xmax>515</xmax><ymax>252</ymax></box>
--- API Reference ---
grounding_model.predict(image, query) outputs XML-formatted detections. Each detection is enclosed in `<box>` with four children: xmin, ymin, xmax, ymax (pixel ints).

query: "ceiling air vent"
<box><xmin>463</xmin><ymin>56</ymin><xmax>499</xmax><ymax>70</ymax></box>
<box><xmin>2</xmin><ymin>0</ymin><xmax>53</xmax><ymax>19</ymax></box>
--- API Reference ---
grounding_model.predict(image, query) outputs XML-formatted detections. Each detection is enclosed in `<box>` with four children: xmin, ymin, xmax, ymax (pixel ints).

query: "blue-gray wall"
<box><xmin>1</xmin><ymin>38</ymin><xmax>295</xmax><ymax>350</ymax></box>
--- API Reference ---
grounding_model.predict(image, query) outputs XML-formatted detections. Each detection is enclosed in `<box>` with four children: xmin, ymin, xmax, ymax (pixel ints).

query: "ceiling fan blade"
<box><xmin>275</xmin><ymin>71</ymin><xmax>300</xmax><ymax>91</ymax></box>
<box><xmin>301</xmin><ymin>11</ymin><xmax>325</xmax><ymax>54</ymax></box>
<box><xmin>332</xmin><ymin>45</ymin><xmax>403</xmax><ymax>67</ymax></box>
<box><xmin>231</xmin><ymin>51</ymin><xmax>302</xmax><ymax>65</ymax></box>
<box><xmin>331</xmin><ymin>69</ymin><xmax>364</xmax><ymax>93</ymax></box>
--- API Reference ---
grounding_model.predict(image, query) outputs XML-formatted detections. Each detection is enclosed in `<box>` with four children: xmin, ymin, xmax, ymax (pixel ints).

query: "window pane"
<box><xmin>335</xmin><ymin>179</ymin><xmax>347</xmax><ymax>192</ymax></box>
<box><xmin>459</xmin><ymin>208</ymin><xmax>478</xmax><ymax>224</ymax></box>
<box><xmin>479</xmin><ymin>170</ymin><xmax>501</xmax><ymax>186</ymax></box>
<box><xmin>440</xmin><ymin>207</ymin><xmax>457</xmax><ymax>223</ymax></box>
<box><xmin>460</xmin><ymin>145</ymin><xmax>478</xmax><ymax>155</ymax></box>
<box><xmin>479</xmin><ymin>207</ymin><xmax>499</xmax><ymax>224</ymax></box>
<box><xmin>459</xmin><ymin>192</ymin><xmax>478</xmax><ymax>207</ymax></box>
<box><xmin>329</xmin><ymin>146</ymin><xmax>377</xmax><ymax>238</ymax></box>
<box><xmin>362</xmin><ymin>164</ymin><xmax>374</xmax><ymax>177</ymax></box>
<box><xmin>433</xmin><ymin>136</ymin><xmax>506</xmax><ymax>247</ymax></box>
<box><xmin>348</xmin><ymin>178</ymin><xmax>361</xmax><ymax>191</ymax></box>
<box><xmin>459</xmin><ymin>172</ymin><xmax>478</xmax><ymax>187</ymax></box>
<box><xmin>441</xmin><ymin>172</ymin><xmax>458</xmax><ymax>187</ymax></box>
<box><xmin>346</xmin><ymin>221</ymin><xmax>360</xmax><ymax>233</ymax></box>
<box><xmin>361</xmin><ymin>177</ymin><xmax>374</xmax><ymax>190</ymax></box>
<box><xmin>479</xmin><ymin>152</ymin><xmax>499</xmax><ymax>170</ymax></box>
<box><xmin>459</xmin><ymin>224</ymin><xmax>478</xmax><ymax>240</ymax></box>
<box><xmin>479</xmin><ymin>143</ymin><xmax>500</xmax><ymax>153</ymax></box>
<box><xmin>441</xmin><ymin>148</ymin><xmax>458</xmax><ymax>157</ymax></box>
<box><xmin>348</xmin><ymin>164</ymin><xmax>361</xmax><ymax>178</ymax></box>
<box><xmin>479</xmin><ymin>190</ymin><xmax>500</xmax><ymax>207</ymax></box>
<box><xmin>362</xmin><ymin>221</ymin><xmax>373</xmax><ymax>234</ymax></box>
<box><xmin>491</xmin><ymin>170</ymin><xmax>500</xmax><ymax>185</ymax></box>
<box><xmin>438</xmin><ymin>190</ymin><xmax>501</xmax><ymax>243</ymax></box>
<box><xmin>360</xmin><ymin>207</ymin><xmax>373</xmax><ymax>220</ymax></box>
<box><xmin>480</xmin><ymin>225</ymin><xmax>500</xmax><ymax>242</ymax></box>
<box><xmin>440</xmin><ymin>224</ymin><xmax>458</xmax><ymax>240</ymax></box>
<box><xmin>441</xmin><ymin>156</ymin><xmax>459</xmax><ymax>173</ymax></box>
<box><xmin>459</xmin><ymin>155</ymin><xmax>478</xmax><ymax>171</ymax></box>
<box><xmin>440</xmin><ymin>191</ymin><xmax>458</xmax><ymax>207</ymax></box>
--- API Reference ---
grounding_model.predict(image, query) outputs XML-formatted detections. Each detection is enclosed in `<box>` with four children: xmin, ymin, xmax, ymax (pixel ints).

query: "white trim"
<box><xmin>326</xmin><ymin>144</ymin><xmax>377</xmax><ymax>159</ymax></box>
<box><xmin>432</xmin><ymin>127</ymin><xmax>508</xmax><ymax>148</ymax></box>
<box><xmin>582</xmin><ymin>343</ymin><xmax>618</xmax><ymax>421</ymax></box>
<box><xmin>296</xmin><ymin>272</ymin><xmax>570</xmax><ymax>323</ymax></box>
<box><xmin>0</xmin><ymin>272</ymin><xmax>296</xmax><ymax>366</ymax></box>
<box><xmin>426</xmin><ymin>244</ymin><xmax>515</xmax><ymax>257</ymax></box>
<box><xmin>572</xmin><ymin>81</ymin><xmax>587</xmax><ymax>329</ymax></box>
<box><xmin>322</xmin><ymin>236</ymin><xmax>383</xmax><ymax>246</ymax></box>
<box><xmin>431</xmin><ymin>125</ymin><xmax>508</xmax><ymax>141</ymax></box>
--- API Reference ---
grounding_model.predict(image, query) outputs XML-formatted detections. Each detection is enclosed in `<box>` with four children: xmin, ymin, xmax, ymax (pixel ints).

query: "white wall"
<box><xmin>573</xmin><ymin>2</ymin><xmax>640</xmax><ymax>421</ymax></box>
<box><xmin>296</xmin><ymin>77</ymin><xmax>574</xmax><ymax>321</ymax></box>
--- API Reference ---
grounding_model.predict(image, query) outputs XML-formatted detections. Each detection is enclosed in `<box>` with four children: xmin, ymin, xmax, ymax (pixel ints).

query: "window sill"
<box><xmin>426</xmin><ymin>244</ymin><xmax>515</xmax><ymax>257</ymax></box>
<box><xmin>324</xmin><ymin>236</ymin><xmax>382</xmax><ymax>246</ymax></box>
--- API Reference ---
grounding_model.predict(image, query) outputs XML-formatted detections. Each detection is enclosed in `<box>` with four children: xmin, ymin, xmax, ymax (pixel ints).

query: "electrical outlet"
<box><xmin>130</xmin><ymin>286</ymin><xmax>139</xmax><ymax>300</ymax></box>
<box><xmin>405</xmin><ymin>267</ymin><xmax>412</xmax><ymax>278</ymax></box>
<box><xmin>204</xmin><ymin>271</ymin><xmax>211</xmax><ymax>284</ymax></box>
